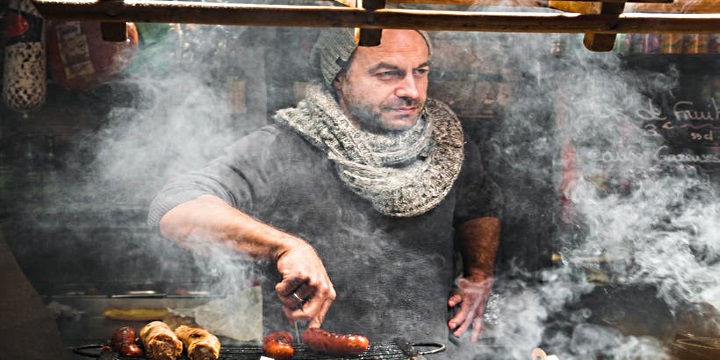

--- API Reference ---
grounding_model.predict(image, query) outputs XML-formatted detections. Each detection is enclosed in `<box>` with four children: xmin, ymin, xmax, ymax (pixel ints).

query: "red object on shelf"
<box><xmin>45</xmin><ymin>21</ymin><xmax>139</xmax><ymax>91</ymax></box>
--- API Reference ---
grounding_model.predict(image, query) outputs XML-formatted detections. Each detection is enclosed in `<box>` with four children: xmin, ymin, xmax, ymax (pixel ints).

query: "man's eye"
<box><xmin>376</xmin><ymin>71</ymin><xmax>402</xmax><ymax>79</ymax></box>
<box><xmin>415</xmin><ymin>68</ymin><xmax>430</xmax><ymax>76</ymax></box>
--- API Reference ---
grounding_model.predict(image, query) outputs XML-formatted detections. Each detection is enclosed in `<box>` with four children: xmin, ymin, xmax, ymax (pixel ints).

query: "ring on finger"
<box><xmin>291</xmin><ymin>292</ymin><xmax>305</xmax><ymax>308</ymax></box>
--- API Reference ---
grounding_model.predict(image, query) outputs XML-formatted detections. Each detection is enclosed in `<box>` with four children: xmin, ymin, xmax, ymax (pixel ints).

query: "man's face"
<box><xmin>333</xmin><ymin>30</ymin><xmax>430</xmax><ymax>133</ymax></box>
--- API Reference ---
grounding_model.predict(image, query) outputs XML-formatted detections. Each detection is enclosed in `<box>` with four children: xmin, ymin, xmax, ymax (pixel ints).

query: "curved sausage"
<box><xmin>262</xmin><ymin>331</ymin><xmax>294</xmax><ymax>360</ymax></box>
<box><xmin>302</xmin><ymin>328</ymin><xmax>369</xmax><ymax>356</ymax></box>
<box><xmin>139</xmin><ymin>321</ymin><xmax>183</xmax><ymax>360</ymax></box>
<box><xmin>110</xmin><ymin>326</ymin><xmax>144</xmax><ymax>357</ymax></box>
<box><xmin>174</xmin><ymin>325</ymin><xmax>221</xmax><ymax>360</ymax></box>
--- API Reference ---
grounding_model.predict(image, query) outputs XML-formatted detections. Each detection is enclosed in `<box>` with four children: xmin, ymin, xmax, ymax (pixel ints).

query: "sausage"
<box><xmin>110</xmin><ymin>326</ymin><xmax>144</xmax><ymax>357</ymax></box>
<box><xmin>302</xmin><ymin>328</ymin><xmax>369</xmax><ymax>356</ymax></box>
<box><xmin>174</xmin><ymin>325</ymin><xmax>221</xmax><ymax>360</ymax></box>
<box><xmin>119</xmin><ymin>343</ymin><xmax>144</xmax><ymax>358</ymax></box>
<box><xmin>110</xmin><ymin>325</ymin><xmax>135</xmax><ymax>351</ymax></box>
<box><xmin>102</xmin><ymin>307</ymin><xmax>169</xmax><ymax>321</ymax></box>
<box><xmin>262</xmin><ymin>331</ymin><xmax>294</xmax><ymax>360</ymax></box>
<box><xmin>139</xmin><ymin>321</ymin><xmax>183</xmax><ymax>360</ymax></box>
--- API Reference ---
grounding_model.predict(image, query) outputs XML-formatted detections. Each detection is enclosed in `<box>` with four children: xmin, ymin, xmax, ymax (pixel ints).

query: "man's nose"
<box><xmin>395</xmin><ymin>74</ymin><xmax>420</xmax><ymax>99</ymax></box>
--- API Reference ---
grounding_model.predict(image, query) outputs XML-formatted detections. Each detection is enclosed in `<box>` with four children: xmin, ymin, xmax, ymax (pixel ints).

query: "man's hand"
<box><xmin>158</xmin><ymin>195</ymin><xmax>337</xmax><ymax>328</ymax></box>
<box><xmin>451</xmin><ymin>217</ymin><xmax>500</xmax><ymax>342</ymax></box>
<box><xmin>275</xmin><ymin>241</ymin><xmax>336</xmax><ymax>328</ymax></box>
<box><xmin>447</xmin><ymin>276</ymin><xmax>494</xmax><ymax>342</ymax></box>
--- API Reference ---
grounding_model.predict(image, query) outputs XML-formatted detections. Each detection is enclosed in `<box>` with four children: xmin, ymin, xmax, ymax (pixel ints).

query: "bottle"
<box><xmin>708</xmin><ymin>34</ymin><xmax>720</xmax><ymax>54</ymax></box>
<box><xmin>217</xmin><ymin>31</ymin><xmax>248</xmax><ymax>117</ymax></box>
<box><xmin>613</xmin><ymin>33</ymin><xmax>628</xmax><ymax>53</ymax></box>
<box><xmin>641</xmin><ymin>34</ymin><xmax>661</xmax><ymax>54</ymax></box>
<box><xmin>226</xmin><ymin>68</ymin><xmax>247</xmax><ymax>115</ymax></box>
<box><xmin>684</xmin><ymin>34</ymin><xmax>708</xmax><ymax>54</ymax></box>
<box><xmin>42</xmin><ymin>134</ymin><xmax>59</xmax><ymax>198</ymax></box>
<box><xmin>660</xmin><ymin>33</ymin><xmax>684</xmax><ymax>54</ymax></box>
<box><xmin>19</xmin><ymin>135</ymin><xmax>42</xmax><ymax>202</ymax></box>
<box><xmin>625</xmin><ymin>33</ymin><xmax>643</xmax><ymax>53</ymax></box>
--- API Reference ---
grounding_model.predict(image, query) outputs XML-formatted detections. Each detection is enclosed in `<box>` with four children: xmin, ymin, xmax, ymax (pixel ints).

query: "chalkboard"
<box><xmin>637</xmin><ymin>82</ymin><xmax>720</xmax><ymax>177</ymax></box>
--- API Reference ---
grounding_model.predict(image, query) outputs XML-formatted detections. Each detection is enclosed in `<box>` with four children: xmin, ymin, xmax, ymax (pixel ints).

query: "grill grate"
<box><xmin>219</xmin><ymin>342</ymin><xmax>410</xmax><ymax>359</ymax></box>
<box><xmin>75</xmin><ymin>341</ymin><xmax>445</xmax><ymax>360</ymax></box>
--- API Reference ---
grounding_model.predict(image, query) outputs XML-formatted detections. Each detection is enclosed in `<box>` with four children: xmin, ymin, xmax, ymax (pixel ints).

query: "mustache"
<box><xmin>382</xmin><ymin>97</ymin><xmax>425</xmax><ymax>109</ymax></box>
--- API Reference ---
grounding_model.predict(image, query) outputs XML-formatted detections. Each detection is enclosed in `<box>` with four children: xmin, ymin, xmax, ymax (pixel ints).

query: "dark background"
<box><xmin>1</xmin><ymin>2</ymin><xmax>720</xmax><ymax>355</ymax></box>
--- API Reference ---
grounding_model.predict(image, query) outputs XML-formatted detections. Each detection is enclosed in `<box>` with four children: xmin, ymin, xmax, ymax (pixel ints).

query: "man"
<box><xmin>148</xmin><ymin>28</ymin><xmax>502</xmax><ymax>355</ymax></box>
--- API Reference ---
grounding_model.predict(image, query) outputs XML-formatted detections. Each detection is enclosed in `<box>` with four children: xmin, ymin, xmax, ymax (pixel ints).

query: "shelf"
<box><xmin>29</xmin><ymin>0</ymin><xmax>720</xmax><ymax>34</ymax></box>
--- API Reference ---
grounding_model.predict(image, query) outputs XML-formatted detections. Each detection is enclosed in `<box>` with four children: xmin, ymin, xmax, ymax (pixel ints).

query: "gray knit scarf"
<box><xmin>274</xmin><ymin>84</ymin><xmax>464</xmax><ymax>217</ymax></box>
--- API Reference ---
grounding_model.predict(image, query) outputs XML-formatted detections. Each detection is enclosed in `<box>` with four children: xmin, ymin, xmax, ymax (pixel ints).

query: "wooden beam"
<box><xmin>582</xmin><ymin>2</ymin><xmax>625</xmax><ymax>52</ymax></box>
<box><xmin>332</xmin><ymin>0</ymin><xmax>358</xmax><ymax>8</ymax></box>
<box><xmin>572</xmin><ymin>2</ymin><xmax>625</xmax><ymax>51</ymax></box>
<box><xmin>98</xmin><ymin>0</ymin><xmax>127</xmax><ymax>41</ymax></box>
<box><xmin>344</xmin><ymin>0</ymin><xmax>670</xmax><ymax>5</ymax></box>
<box><xmin>627</xmin><ymin>0</ymin><xmax>720</xmax><ymax>13</ymax></box>
<box><xmin>358</xmin><ymin>0</ymin><xmax>385</xmax><ymax>46</ymax></box>
<box><xmin>30</xmin><ymin>0</ymin><xmax>720</xmax><ymax>34</ymax></box>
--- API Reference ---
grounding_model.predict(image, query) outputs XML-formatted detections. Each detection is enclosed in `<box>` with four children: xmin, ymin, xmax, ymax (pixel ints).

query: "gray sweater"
<box><xmin>148</xmin><ymin>123</ymin><xmax>502</xmax><ymax>347</ymax></box>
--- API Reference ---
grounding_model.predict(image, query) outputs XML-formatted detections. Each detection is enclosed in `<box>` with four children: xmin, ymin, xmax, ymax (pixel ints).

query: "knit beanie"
<box><xmin>311</xmin><ymin>28</ymin><xmax>432</xmax><ymax>88</ymax></box>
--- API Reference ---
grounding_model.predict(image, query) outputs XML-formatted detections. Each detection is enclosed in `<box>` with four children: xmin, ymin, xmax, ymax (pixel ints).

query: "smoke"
<box><xmin>3</xmin><ymin>24</ymin><xmax>272</xmax><ymax>296</ymax></box>
<box><xmin>89</xmin><ymin>25</ymin><xmax>262</xmax><ymax>205</ymax></box>
<box><xmin>13</xmin><ymin>3</ymin><xmax>717</xmax><ymax>357</ymax></box>
<box><xmin>435</xmin><ymin>24</ymin><xmax>720</xmax><ymax>358</ymax></box>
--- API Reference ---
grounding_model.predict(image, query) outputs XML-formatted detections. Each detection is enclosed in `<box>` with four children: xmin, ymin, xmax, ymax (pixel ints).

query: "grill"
<box><xmin>74</xmin><ymin>339</ymin><xmax>446</xmax><ymax>359</ymax></box>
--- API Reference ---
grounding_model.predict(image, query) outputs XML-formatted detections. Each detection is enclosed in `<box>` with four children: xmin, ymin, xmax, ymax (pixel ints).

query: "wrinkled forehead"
<box><xmin>311</xmin><ymin>28</ymin><xmax>432</xmax><ymax>86</ymax></box>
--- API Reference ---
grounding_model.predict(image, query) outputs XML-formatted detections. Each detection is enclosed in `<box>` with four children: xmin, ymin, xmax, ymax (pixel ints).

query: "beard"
<box><xmin>342</xmin><ymin>95</ymin><xmax>425</xmax><ymax>134</ymax></box>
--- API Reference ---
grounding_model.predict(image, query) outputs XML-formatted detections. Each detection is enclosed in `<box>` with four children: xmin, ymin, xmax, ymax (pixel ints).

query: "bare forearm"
<box><xmin>158</xmin><ymin>194</ymin><xmax>303</xmax><ymax>261</ymax></box>
<box><xmin>457</xmin><ymin>217</ymin><xmax>500</xmax><ymax>279</ymax></box>
<box><xmin>161</xmin><ymin>194</ymin><xmax>336</xmax><ymax>326</ymax></box>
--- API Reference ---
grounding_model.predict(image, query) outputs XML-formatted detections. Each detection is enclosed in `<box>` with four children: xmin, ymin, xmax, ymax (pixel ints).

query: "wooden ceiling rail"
<box><xmin>29</xmin><ymin>0</ymin><xmax>720</xmax><ymax>52</ymax></box>
<box><xmin>627</xmin><ymin>0</ymin><xmax>720</xmax><ymax>13</ymax></box>
<box><xmin>549</xmin><ymin>0</ymin><xmax>720</xmax><ymax>52</ymax></box>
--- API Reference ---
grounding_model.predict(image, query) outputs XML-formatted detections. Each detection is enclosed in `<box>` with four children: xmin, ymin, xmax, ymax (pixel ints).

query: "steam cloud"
<box><xmin>25</xmin><ymin>5</ymin><xmax>720</xmax><ymax>359</ymax></box>
<box><xmin>448</xmin><ymin>28</ymin><xmax>720</xmax><ymax>359</ymax></box>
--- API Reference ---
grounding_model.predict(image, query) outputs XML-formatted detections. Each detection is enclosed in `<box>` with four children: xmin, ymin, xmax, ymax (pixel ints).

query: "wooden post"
<box><xmin>358</xmin><ymin>0</ymin><xmax>386</xmax><ymax>46</ymax></box>
<box><xmin>583</xmin><ymin>2</ymin><xmax>625</xmax><ymax>51</ymax></box>
<box><xmin>98</xmin><ymin>0</ymin><xmax>127</xmax><ymax>42</ymax></box>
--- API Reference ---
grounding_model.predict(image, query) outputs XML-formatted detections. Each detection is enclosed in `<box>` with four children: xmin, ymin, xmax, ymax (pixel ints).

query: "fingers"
<box><xmin>447</xmin><ymin>293</ymin><xmax>462</xmax><ymax>308</ymax></box>
<box><xmin>276</xmin><ymin>277</ymin><xmax>305</xmax><ymax>300</ymax></box>
<box><xmin>470</xmin><ymin>316</ymin><xmax>484</xmax><ymax>342</ymax></box>
<box><xmin>277</xmin><ymin>283</ymin><xmax>312</xmax><ymax>310</ymax></box>
<box><xmin>448</xmin><ymin>277</ymin><xmax>494</xmax><ymax>341</ymax></box>
<box><xmin>280</xmin><ymin>284</ymin><xmax>336</xmax><ymax>327</ymax></box>
<box><xmin>450</xmin><ymin>301</ymin><xmax>473</xmax><ymax>338</ymax></box>
<box><xmin>448</xmin><ymin>297</ymin><xmax>469</xmax><ymax>331</ymax></box>
<box><xmin>308</xmin><ymin>293</ymin><xmax>334</xmax><ymax>328</ymax></box>
<box><xmin>274</xmin><ymin>240</ymin><xmax>336</xmax><ymax>328</ymax></box>
<box><xmin>277</xmin><ymin>289</ymin><xmax>302</xmax><ymax>310</ymax></box>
